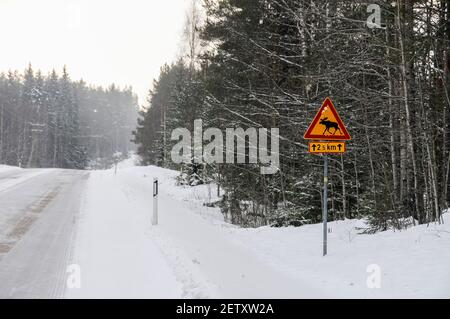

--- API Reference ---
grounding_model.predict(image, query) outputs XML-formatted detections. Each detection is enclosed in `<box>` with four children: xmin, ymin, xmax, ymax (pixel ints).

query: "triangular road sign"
<box><xmin>303</xmin><ymin>97</ymin><xmax>351</xmax><ymax>140</ymax></box>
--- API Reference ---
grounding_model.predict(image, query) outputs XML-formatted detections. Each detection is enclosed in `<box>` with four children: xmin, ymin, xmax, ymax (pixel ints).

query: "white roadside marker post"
<box><xmin>152</xmin><ymin>178</ymin><xmax>158</xmax><ymax>225</ymax></box>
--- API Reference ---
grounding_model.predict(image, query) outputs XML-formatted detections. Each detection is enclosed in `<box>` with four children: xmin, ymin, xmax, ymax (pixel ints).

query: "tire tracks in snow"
<box><xmin>0</xmin><ymin>185</ymin><xmax>61</xmax><ymax>258</ymax></box>
<box><xmin>118</xmin><ymin>180</ymin><xmax>218</xmax><ymax>298</ymax></box>
<box><xmin>146</xmin><ymin>227</ymin><xmax>219</xmax><ymax>299</ymax></box>
<box><xmin>0</xmin><ymin>170</ymin><xmax>88</xmax><ymax>298</ymax></box>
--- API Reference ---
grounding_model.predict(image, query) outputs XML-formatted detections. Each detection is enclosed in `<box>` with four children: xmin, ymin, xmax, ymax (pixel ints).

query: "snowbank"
<box><xmin>229</xmin><ymin>216</ymin><xmax>450</xmax><ymax>298</ymax></box>
<box><xmin>0</xmin><ymin>164</ymin><xmax>20</xmax><ymax>174</ymax></box>
<box><xmin>0</xmin><ymin>165</ymin><xmax>53</xmax><ymax>193</ymax></box>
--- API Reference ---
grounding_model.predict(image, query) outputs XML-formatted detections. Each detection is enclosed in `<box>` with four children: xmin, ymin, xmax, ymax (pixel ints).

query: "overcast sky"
<box><xmin>0</xmin><ymin>0</ymin><xmax>190</xmax><ymax>104</ymax></box>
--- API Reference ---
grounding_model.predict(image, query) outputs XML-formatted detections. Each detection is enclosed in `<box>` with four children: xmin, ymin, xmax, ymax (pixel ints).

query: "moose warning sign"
<box><xmin>303</xmin><ymin>97</ymin><xmax>351</xmax><ymax>141</ymax></box>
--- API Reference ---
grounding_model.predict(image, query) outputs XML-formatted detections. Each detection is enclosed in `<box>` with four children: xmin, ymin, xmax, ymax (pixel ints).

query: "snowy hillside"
<box><xmin>66</xmin><ymin>161</ymin><xmax>450</xmax><ymax>299</ymax></box>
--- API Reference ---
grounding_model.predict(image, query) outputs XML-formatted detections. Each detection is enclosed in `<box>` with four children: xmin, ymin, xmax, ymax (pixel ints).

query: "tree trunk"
<box><xmin>397</xmin><ymin>0</ymin><xmax>420</xmax><ymax>224</ymax></box>
<box><xmin>386</xmin><ymin>24</ymin><xmax>399</xmax><ymax>207</ymax></box>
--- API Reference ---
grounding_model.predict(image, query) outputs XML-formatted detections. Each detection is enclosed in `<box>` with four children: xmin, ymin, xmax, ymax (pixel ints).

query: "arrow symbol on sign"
<box><xmin>338</xmin><ymin>144</ymin><xmax>342</xmax><ymax>151</ymax></box>
<box><xmin>312</xmin><ymin>144</ymin><xmax>316</xmax><ymax>151</ymax></box>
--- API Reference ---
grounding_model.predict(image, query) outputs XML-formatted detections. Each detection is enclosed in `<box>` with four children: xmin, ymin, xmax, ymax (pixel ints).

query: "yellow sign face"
<box><xmin>303</xmin><ymin>97</ymin><xmax>351</xmax><ymax>141</ymax></box>
<box><xmin>308</xmin><ymin>142</ymin><xmax>346</xmax><ymax>154</ymax></box>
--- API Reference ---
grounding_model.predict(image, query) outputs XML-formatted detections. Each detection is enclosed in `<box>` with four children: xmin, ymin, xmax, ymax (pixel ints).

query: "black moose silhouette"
<box><xmin>320</xmin><ymin>117</ymin><xmax>342</xmax><ymax>135</ymax></box>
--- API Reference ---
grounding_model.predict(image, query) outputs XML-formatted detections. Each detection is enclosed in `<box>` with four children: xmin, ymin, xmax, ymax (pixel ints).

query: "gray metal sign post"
<box><xmin>323</xmin><ymin>155</ymin><xmax>328</xmax><ymax>256</ymax></box>
<box><xmin>152</xmin><ymin>178</ymin><xmax>158</xmax><ymax>225</ymax></box>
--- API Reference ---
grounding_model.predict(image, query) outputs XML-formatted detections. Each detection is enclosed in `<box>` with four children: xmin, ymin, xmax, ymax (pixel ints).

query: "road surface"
<box><xmin>0</xmin><ymin>168</ymin><xmax>88</xmax><ymax>298</ymax></box>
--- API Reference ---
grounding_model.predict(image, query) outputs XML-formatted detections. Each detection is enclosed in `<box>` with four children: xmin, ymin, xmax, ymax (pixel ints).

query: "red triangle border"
<box><xmin>303</xmin><ymin>97</ymin><xmax>351</xmax><ymax>141</ymax></box>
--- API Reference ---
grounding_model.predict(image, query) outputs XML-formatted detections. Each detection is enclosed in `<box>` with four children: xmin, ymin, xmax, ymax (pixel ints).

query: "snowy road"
<box><xmin>0</xmin><ymin>168</ymin><xmax>89</xmax><ymax>298</ymax></box>
<box><xmin>0</xmin><ymin>163</ymin><xmax>448</xmax><ymax>298</ymax></box>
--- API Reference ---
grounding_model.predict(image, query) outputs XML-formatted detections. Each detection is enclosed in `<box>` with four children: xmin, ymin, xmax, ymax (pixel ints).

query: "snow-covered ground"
<box><xmin>66</xmin><ymin>158</ymin><xmax>450</xmax><ymax>299</ymax></box>
<box><xmin>0</xmin><ymin>159</ymin><xmax>448</xmax><ymax>298</ymax></box>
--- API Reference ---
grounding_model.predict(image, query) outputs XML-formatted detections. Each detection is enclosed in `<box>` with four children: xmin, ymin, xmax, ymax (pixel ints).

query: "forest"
<box><xmin>133</xmin><ymin>0</ymin><xmax>450</xmax><ymax>231</ymax></box>
<box><xmin>0</xmin><ymin>65</ymin><xmax>138</xmax><ymax>169</ymax></box>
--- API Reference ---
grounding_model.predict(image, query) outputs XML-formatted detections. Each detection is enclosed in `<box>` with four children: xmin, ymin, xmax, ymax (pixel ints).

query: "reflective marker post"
<box><xmin>323</xmin><ymin>155</ymin><xmax>328</xmax><ymax>256</ymax></box>
<box><xmin>152</xmin><ymin>178</ymin><xmax>158</xmax><ymax>225</ymax></box>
